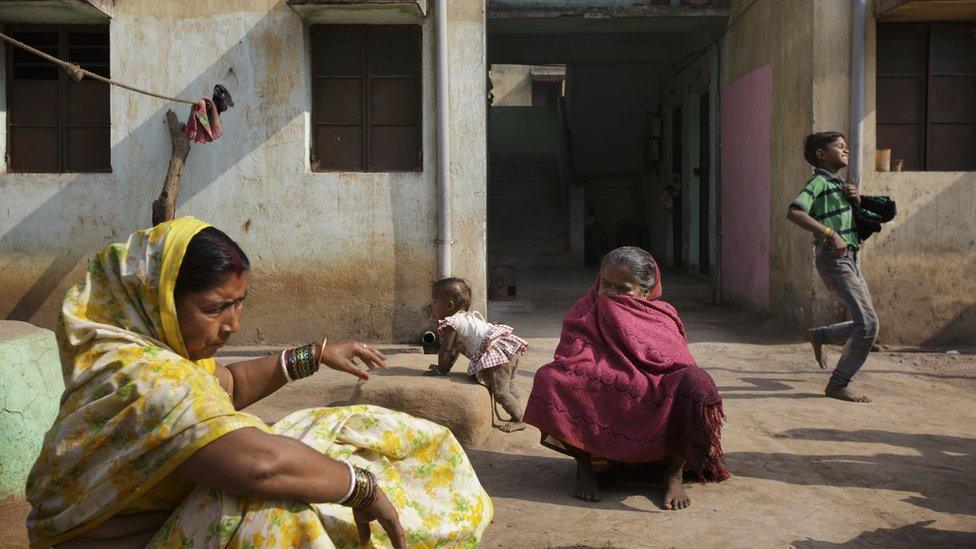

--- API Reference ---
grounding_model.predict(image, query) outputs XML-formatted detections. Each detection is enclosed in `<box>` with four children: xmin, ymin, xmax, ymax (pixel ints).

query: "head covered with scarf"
<box><xmin>26</xmin><ymin>217</ymin><xmax>267</xmax><ymax>546</ymax></box>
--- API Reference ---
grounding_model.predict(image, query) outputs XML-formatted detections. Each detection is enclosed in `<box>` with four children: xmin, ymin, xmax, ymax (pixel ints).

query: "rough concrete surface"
<box><xmin>0</xmin><ymin>322</ymin><xmax>63</xmax><ymax>499</ymax></box>
<box><xmin>1</xmin><ymin>270</ymin><xmax>974</xmax><ymax>547</ymax></box>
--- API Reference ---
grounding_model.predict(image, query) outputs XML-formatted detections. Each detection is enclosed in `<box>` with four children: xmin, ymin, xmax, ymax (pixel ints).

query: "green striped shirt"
<box><xmin>791</xmin><ymin>169</ymin><xmax>859</xmax><ymax>249</ymax></box>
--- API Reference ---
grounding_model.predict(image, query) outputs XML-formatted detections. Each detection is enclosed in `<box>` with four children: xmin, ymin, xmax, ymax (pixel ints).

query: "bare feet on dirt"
<box><xmin>807</xmin><ymin>329</ymin><xmax>827</xmax><ymax>369</ymax></box>
<box><xmin>575</xmin><ymin>460</ymin><xmax>600</xmax><ymax>502</ymax></box>
<box><xmin>662</xmin><ymin>456</ymin><xmax>691</xmax><ymax>510</ymax></box>
<box><xmin>498</xmin><ymin>421</ymin><xmax>526</xmax><ymax>433</ymax></box>
<box><xmin>825</xmin><ymin>384</ymin><xmax>871</xmax><ymax>403</ymax></box>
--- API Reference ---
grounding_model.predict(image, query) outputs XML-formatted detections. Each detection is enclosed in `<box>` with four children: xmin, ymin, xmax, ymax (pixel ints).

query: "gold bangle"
<box><xmin>823</xmin><ymin>227</ymin><xmax>834</xmax><ymax>239</ymax></box>
<box><xmin>318</xmin><ymin>337</ymin><xmax>328</xmax><ymax>364</ymax></box>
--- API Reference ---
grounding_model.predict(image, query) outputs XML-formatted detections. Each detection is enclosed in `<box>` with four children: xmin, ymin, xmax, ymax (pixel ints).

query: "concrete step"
<box><xmin>488</xmin><ymin>250</ymin><xmax>579</xmax><ymax>270</ymax></box>
<box><xmin>489</xmin><ymin>195</ymin><xmax>564</xmax><ymax>212</ymax></box>
<box><xmin>489</xmin><ymin>235</ymin><xmax>569</xmax><ymax>253</ymax></box>
<box><xmin>489</xmin><ymin>170</ymin><xmax>560</xmax><ymax>185</ymax></box>
<box><xmin>490</xmin><ymin>159</ymin><xmax>559</xmax><ymax>172</ymax></box>
<box><xmin>489</xmin><ymin>180</ymin><xmax>563</xmax><ymax>198</ymax></box>
<box><xmin>489</xmin><ymin>218</ymin><xmax>566</xmax><ymax>239</ymax></box>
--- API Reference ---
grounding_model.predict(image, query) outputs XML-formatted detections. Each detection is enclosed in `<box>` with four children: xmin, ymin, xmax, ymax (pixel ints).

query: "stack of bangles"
<box><xmin>338</xmin><ymin>464</ymin><xmax>379</xmax><ymax>509</ymax></box>
<box><xmin>279</xmin><ymin>339</ymin><xmax>327</xmax><ymax>383</ymax></box>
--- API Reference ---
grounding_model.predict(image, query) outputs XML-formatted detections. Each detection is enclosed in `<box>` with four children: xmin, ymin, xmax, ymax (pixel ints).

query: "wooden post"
<box><xmin>152</xmin><ymin>109</ymin><xmax>192</xmax><ymax>225</ymax></box>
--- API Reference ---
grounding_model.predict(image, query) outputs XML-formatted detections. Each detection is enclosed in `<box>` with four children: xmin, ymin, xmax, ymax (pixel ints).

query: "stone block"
<box><xmin>345</xmin><ymin>368</ymin><xmax>493</xmax><ymax>447</ymax></box>
<box><xmin>0</xmin><ymin>322</ymin><xmax>64</xmax><ymax>497</ymax></box>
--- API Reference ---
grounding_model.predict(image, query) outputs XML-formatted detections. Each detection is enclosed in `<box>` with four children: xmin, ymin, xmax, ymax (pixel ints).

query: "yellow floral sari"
<box><xmin>26</xmin><ymin>217</ymin><xmax>492</xmax><ymax>548</ymax></box>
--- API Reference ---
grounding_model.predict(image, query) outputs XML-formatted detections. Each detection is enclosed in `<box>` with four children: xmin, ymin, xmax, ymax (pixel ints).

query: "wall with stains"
<box><xmin>721</xmin><ymin>0</ymin><xmax>819</xmax><ymax>321</ymax></box>
<box><xmin>0</xmin><ymin>0</ymin><xmax>487</xmax><ymax>345</ymax></box>
<box><xmin>721</xmin><ymin>0</ymin><xmax>976</xmax><ymax>346</ymax></box>
<box><xmin>720</xmin><ymin>64</ymin><xmax>771</xmax><ymax>309</ymax></box>
<box><xmin>821</xmin><ymin>0</ymin><xmax>976</xmax><ymax>346</ymax></box>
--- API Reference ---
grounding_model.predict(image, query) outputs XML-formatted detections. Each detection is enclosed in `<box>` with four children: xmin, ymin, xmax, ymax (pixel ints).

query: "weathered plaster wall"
<box><xmin>720</xmin><ymin>64</ymin><xmax>771</xmax><ymax>308</ymax></box>
<box><xmin>721</xmin><ymin>0</ymin><xmax>818</xmax><ymax>319</ymax></box>
<box><xmin>490</xmin><ymin>63</ymin><xmax>532</xmax><ymax>106</ymax></box>
<box><xmin>721</xmin><ymin>0</ymin><xmax>975</xmax><ymax>346</ymax></box>
<box><xmin>0</xmin><ymin>0</ymin><xmax>487</xmax><ymax>345</ymax></box>
<box><xmin>0</xmin><ymin>322</ymin><xmax>63</xmax><ymax>497</ymax></box>
<box><xmin>851</xmin><ymin>0</ymin><xmax>975</xmax><ymax>346</ymax></box>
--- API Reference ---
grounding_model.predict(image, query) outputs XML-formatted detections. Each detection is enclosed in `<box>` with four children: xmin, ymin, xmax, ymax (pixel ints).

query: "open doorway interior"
<box><xmin>486</xmin><ymin>11</ymin><xmax>726</xmax><ymax>304</ymax></box>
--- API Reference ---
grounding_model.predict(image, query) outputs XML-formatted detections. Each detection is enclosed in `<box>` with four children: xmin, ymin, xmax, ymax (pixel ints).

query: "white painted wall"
<box><xmin>0</xmin><ymin>0</ymin><xmax>487</xmax><ymax>345</ymax></box>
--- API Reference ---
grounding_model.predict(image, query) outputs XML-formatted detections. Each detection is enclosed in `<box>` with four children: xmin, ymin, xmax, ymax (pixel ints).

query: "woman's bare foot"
<box><xmin>807</xmin><ymin>329</ymin><xmax>827</xmax><ymax>369</ymax></box>
<box><xmin>575</xmin><ymin>458</ymin><xmax>600</xmax><ymax>502</ymax></box>
<box><xmin>825</xmin><ymin>383</ymin><xmax>871</xmax><ymax>403</ymax></box>
<box><xmin>662</xmin><ymin>456</ymin><xmax>691</xmax><ymax>510</ymax></box>
<box><xmin>498</xmin><ymin>420</ymin><xmax>526</xmax><ymax>433</ymax></box>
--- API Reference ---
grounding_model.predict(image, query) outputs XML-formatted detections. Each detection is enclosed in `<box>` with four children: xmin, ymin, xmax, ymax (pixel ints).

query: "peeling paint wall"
<box><xmin>0</xmin><ymin>0</ymin><xmax>487</xmax><ymax>345</ymax></box>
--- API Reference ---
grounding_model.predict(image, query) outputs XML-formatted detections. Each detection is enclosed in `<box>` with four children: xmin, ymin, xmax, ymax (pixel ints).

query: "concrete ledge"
<box><xmin>287</xmin><ymin>0</ymin><xmax>427</xmax><ymax>24</ymax></box>
<box><xmin>0</xmin><ymin>0</ymin><xmax>113</xmax><ymax>24</ymax></box>
<box><xmin>0</xmin><ymin>321</ymin><xmax>64</xmax><ymax>498</ymax></box>
<box><xmin>344</xmin><ymin>368</ymin><xmax>493</xmax><ymax>447</ymax></box>
<box><xmin>218</xmin><ymin>344</ymin><xmax>422</xmax><ymax>358</ymax></box>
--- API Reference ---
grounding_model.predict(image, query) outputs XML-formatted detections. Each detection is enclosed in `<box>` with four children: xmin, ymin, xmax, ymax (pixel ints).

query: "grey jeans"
<box><xmin>483</xmin><ymin>354</ymin><xmax>523</xmax><ymax>421</ymax></box>
<box><xmin>812</xmin><ymin>246</ymin><xmax>879</xmax><ymax>387</ymax></box>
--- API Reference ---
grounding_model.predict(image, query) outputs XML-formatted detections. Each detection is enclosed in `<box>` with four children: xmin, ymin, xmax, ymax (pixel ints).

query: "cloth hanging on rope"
<box><xmin>185</xmin><ymin>98</ymin><xmax>223</xmax><ymax>143</ymax></box>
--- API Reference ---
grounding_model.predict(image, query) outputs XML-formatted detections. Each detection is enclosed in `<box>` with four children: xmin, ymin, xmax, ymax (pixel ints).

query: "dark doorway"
<box><xmin>698</xmin><ymin>93</ymin><xmax>710</xmax><ymax>276</ymax></box>
<box><xmin>671</xmin><ymin>106</ymin><xmax>683</xmax><ymax>268</ymax></box>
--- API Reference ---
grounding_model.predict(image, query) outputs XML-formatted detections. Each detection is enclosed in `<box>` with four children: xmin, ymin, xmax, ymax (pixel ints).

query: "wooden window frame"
<box><xmin>876</xmin><ymin>22</ymin><xmax>976</xmax><ymax>172</ymax></box>
<box><xmin>310</xmin><ymin>24</ymin><xmax>422</xmax><ymax>173</ymax></box>
<box><xmin>5</xmin><ymin>24</ymin><xmax>111</xmax><ymax>173</ymax></box>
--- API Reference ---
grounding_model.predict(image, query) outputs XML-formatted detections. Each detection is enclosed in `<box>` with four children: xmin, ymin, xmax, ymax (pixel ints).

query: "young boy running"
<box><xmin>786</xmin><ymin>131</ymin><xmax>878</xmax><ymax>403</ymax></box>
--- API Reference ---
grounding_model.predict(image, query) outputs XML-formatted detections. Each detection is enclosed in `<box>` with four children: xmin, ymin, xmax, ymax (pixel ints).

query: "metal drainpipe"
<box><xmin>849</xmin><ymin>0</ymin><xmax>866</xmax><ymax>187</ymax></box>
<box><xmin>435</xmin><ymin>0</ymin><xmax>453</xmax><ymax>278</ymax></box>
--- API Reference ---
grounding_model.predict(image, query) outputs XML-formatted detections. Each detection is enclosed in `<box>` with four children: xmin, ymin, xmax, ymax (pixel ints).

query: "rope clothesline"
<box><xmin>0</xmin><ymin>31</ymin><xmax>198</xmax><ymax>106</ymax></box>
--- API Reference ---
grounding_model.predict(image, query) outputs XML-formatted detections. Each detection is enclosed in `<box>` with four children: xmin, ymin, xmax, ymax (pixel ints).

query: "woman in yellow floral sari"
<box><xmin>26</xmin><ymin>217</ymin><xmax>492</xmax><ymax>548</ymax></box>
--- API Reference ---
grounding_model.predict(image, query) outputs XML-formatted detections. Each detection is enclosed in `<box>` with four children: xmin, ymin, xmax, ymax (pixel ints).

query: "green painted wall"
<box><xmin>0</xmin><ymin>321</ymin><xmax>63</xmax><ymax>497</ymax></box>
<box><xmin>488</xmin><ymin>106</ymin><xmax>560</xmax><ymax>160</ymax></box>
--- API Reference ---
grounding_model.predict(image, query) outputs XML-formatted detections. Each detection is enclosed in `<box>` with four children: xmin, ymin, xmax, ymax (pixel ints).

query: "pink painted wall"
<box><xmin>720</xmin><ymin>65</ymin><xmax>772</xmax><ymax>308</ymax></box>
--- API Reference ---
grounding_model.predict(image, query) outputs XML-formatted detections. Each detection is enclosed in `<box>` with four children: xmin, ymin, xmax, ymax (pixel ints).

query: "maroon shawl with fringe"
<box><xmin>523</xmin><ymin>264</ymin><xmax>729</xmax><ymax>481</ymax></box>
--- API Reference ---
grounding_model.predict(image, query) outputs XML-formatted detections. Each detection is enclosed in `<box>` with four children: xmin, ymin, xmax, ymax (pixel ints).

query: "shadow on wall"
<box><xmin>792</xmin><ymin>521</ymin><xmax>976</xmax><ymax>548</ymax></box>
<box><xmin>865</xmin><ymin>174</ymin><xmax>976</xmax><ymax>347</ymax></box>
<box><xmin>729</xmin><ymin>428</ymin><xmax>976</xmax><ymax>518</ymax></box>
<box><xmin>2</xmin><ymin>8</ymin><xmax>298</xmax><ymax>323</ymax></box>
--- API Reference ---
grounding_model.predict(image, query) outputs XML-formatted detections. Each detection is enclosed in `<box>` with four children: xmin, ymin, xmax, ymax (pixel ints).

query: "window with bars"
<box><xmin>311</xmin><ymin>25</ymin><xmax>422</xmax><ymax>172</ymax></box>
<box><xmin>5</xmin><ymin>26</ymin><xmax>111</xmax><ymax>173</ymax></box>
<box><xmin>876</xmin><ymin>22</ymin><xmax>976</xmax><ymax>171</ymax></box>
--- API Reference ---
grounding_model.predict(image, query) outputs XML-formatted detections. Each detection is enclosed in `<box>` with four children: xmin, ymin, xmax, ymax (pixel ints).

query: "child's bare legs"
<box><xmin>662</xmin><ymin>454</ymin><xmax>690</xmax><ymax>510</ymax></box>
<box><xmin>486</xmin><ymin>357</ymin><xmax>525</xmax><ymax>433</ymax></box>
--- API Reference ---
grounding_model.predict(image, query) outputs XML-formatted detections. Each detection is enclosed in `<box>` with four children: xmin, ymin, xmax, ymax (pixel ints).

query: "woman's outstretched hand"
<box><xmin>319</xmin><ymin>340</ymin><xmax>387</xmax><ymax>380</ymax></box>
<box><xmin>353</xmin><ymin>488</ymin><xmax>406</xmax><ymax>549</ymax></box>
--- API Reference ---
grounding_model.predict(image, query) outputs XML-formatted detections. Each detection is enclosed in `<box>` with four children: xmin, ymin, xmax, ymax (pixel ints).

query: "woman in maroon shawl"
<box><xmin>523</xmin><ymin>246</ymin><xmax>729</xmax><ymax>509</ymax></box>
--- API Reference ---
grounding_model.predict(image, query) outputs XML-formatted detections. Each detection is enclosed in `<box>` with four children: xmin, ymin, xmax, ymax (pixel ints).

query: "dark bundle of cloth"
<box><xmin>852</xmin><ymin>195</ymin><xmax>897</xmax><ymax>242</ymax></box>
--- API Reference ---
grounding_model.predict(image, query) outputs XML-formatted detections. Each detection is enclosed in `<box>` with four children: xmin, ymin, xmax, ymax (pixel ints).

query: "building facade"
<box><xmin>0</xmin><ymin>0</ymin><xmax>488</xmax><ymax>344</ymax></box>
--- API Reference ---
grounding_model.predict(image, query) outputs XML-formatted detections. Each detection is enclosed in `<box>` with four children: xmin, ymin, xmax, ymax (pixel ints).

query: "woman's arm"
<box><xmin>177</xmin><ymin>428</ymin><xmax>405</xmax><ymax>548</ymax></box>
<box><xmin>217</xmin><ymin>340</ymin><xmax>388</xmax><ymax>410</ymax></box>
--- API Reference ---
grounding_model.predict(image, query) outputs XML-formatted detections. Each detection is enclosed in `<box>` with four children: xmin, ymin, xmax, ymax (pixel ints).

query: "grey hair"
<box><xmin>600</xmin><ymin>246</ymin><xmax>657</xmax><ymax>291</ymax></box>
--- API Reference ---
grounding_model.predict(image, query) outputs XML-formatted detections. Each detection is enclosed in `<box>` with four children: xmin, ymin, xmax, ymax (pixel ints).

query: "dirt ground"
<box><xmin>3</xmin><ymin>269</ymin><xmax>974</xmax><ymax>548</ymax></box>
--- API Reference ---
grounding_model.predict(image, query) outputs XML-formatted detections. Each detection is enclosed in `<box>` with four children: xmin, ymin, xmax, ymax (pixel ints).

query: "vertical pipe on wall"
<box><xmin>435</xmin><ymin>0</ymin><xmax>453</xmax><ymax>278</ymax></box>
<box><xmin>849</xmin><ymin>0</ymin><xmax>866</xmax><ymax>186</ymax></box>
